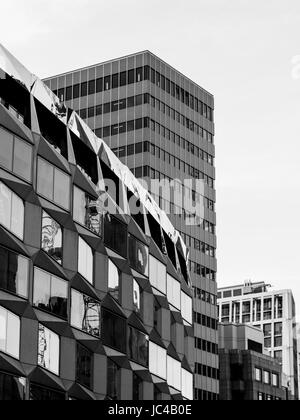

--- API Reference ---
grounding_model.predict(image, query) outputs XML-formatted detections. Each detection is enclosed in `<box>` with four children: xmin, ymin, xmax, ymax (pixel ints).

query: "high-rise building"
<box><xmin>219</xmin><ymin>323</ymin><xmax>287</xmax><ymax>400</ymax></box>
<box><xmin>218</xmin><ymin>281</ymin><xmax>298</xmax><ymax>399</ymax></box>
<box><xmin>44</xmin><ymin>51</ymin><xmax>218</xmax><ymax>400</ymax></box>
<box><xmin>0</xmin><ymin>44</ymin><xmax>194</xmax><ymax>400</ymax></box>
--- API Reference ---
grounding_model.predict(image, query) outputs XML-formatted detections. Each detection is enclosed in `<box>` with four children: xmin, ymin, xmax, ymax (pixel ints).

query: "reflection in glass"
<box><xmin>73</xmin><ymin>186</ymin><xmax>103</xmax><ymax>236</ymax></box>
<box><xmin>13</xmin><ymin>138</ymin><xmax>32</xmax><ymax>181</ymax></box>
<box><xmin>102</xmin><ymin>309</ymin><xmax>126</xmax><ymax>353</ymax></box>
<box><xmin>108</xmin><ymin>260</ymin><xmax>119</xmax><ymax>301</ymax></box>
<box><xmin>41</xmin><ymin>211</ymin><xmax>62</xmax><ymax>264</ymax></box>
<box><xmin>149</xmin><ymin>256</ymin><xmax>166</xmax><ymax>294</ymax></box>
<box><xmin>133</xmin><ymin>280</ymin><xmax>141</xmax><ymax>313</ymax></box>
<box><xmin>78</xmin><ymin>237</ymin><xmax>93</xmax><ymax>284</ymax></box>
<box><xmin>71</xmin><ymin>289</ymin><xmax>101</xmax><ymax>338</ymax></box>
<box><xmin>37</xmin><ymin>158</ymin><xmax>54</xmax><ymax>201</ymax></box>
<box><xmin>0</xmin><ymin>306</ymin><xmax>20</xmax><ymax>359</ymax></box>
<box><xmin>128</xmin><ymin>327</ymin><xmax>149</xmax><ymax>367</ymax></box>
<box><xmin>107</xmin><ymin>359</ymin><xmax>121</xmax><ymax>400</ymax></box>
<box><xmin>76</xmin><ymin>343</ymin><xmax>93</xmax><ymax>389</ymax></box>
<box><xmin>128</xmin><ymin>235</ymin><xmax>149</xmax><ymax>276</ymax></box>
<box><xmin>30</xmin><ymin>384</ymin><xmax>65</xmax><ymax>400</ymax></box>
<box><xmin>33</xmin><ymin>268</ymin><xmax>68</xmax><ymax>319</ymax></box>
<box><xmin>0</xmin><ymin>373</ymin><xmax>26</xmax><ymax>400</ymax></box>
<box><xmin>0</xmin><ymin>182</ymin><xmax>24</xmax><ymax>239</ymax></box>
<box><xmin>0</xmin><ymin>246</ymin><xmax>29</xmax><ymax>297</ymax></box>
<box><xmin>38</xmin><ymin>324</ymin><xmax>60</xmax><ymax>375</ymax></box>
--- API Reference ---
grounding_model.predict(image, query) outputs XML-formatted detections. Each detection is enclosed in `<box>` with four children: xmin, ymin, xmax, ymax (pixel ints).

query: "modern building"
<box><xmin>219</xmin><ymin>323</ymin><xmax>287</xmax><ymax>400</ymax></box>
<box><xmin>0</xmin><ymin>44</ymin><xmax>194</xmax><ymax>400</ymax></box>
<box><xmin>44</xmin><ymin>51</ymin><xmax>218</xmax><ymax>400</ymax></box>
<box><xmin>218</xmin><ymin>281</ymin><xmax>298</xmax><ymax>399</ymax></box>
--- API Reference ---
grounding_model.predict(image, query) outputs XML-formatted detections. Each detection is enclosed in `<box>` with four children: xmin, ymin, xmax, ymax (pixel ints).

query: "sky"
<box><xmin>1</xmin><ymin>0</ymin><xmax>300</xmax><ymax>316</ymax></box>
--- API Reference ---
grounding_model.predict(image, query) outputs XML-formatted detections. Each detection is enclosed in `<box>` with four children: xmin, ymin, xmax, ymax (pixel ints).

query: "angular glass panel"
<box><xmin>0</xmin><ymin>182</ymin><xmax>12</xmax><ymax>230</ymax></box>
<box><xmin>0</xmin><ymin>307</ymin><xmax>7</xmax><ymax>353</ymax></box>
<box><xmin>107</xmin><ymin>359</ymin><xmax>121</xmax><ymax>400</ymax></box>
<box><xmin>0</xmin><ymin>127</ymin><xmax>13</xmax><ymax>171</ymax></box>
<box><xmin>30</xmin><ymin>384</ymin><xmax>65</xmax><ymax>400</ymax></box>
<box><xmin>76</xmin><ymin>343</ymin><xmax>92</xmax><ymax>389</ymax></box>
<box><xmin>128</xmin><ymin>235</ymin><xmax>149</xmax><ymax>276</ymax></box>
<box><xmin>41</xmin><ymin>211</ymin><xmax>62</xmax><ymax>264</ymax></box>
<box><xmin>102</xmin><ymin>309</ymin><xmax>126</xmax><ymax>353</ymax></box>
<box><xmin>133</xmin><ymin>279</ymin><xmax>141</xmax><ymax>313</ymax></box>
<box><xmin>38</xmin><ymin>324</ymin><xmax>60</xmax><ymax>375</ymax></box>
<box><xmin>128</xmin><ymin>327</ymin><xmax>149</xmax><ymax>367</ymax></box>
<box><xmin>6</xmin><ymin>312</ymin><xmax>20</xmax><ymax>359</ymax></box>
<box><xmin>73</xmin><ymin>186</ymin><xmax>86</xmax><ymax>225</ymax></box>
<box><xmin>71</xmin><ymin>289</ymin><xmax>101</xmax><ymax>337</ymax></box>
<box><xmin>11</xmin><ymin>192</ymin><xmax>24</xmax><ymax>239</ymax></box>
<box><xmin>13</xmin><ymin>138</ymin><xmax>32</xmax><ymax>181</ymax></box>
<box><xmin>37</xmin><ymin>158</ymin><xmax>54</xmax><ymax>201</ymax></box>
<box><xmin>0</xmin><ymin>373</ymin><xmax>26</xmax><ymax>400</ymax></box>
<box><xmin>108</xmin><ymin>260</ymin><xmax>119</xmax><ymax>301</ymax></box>
<box><xmin>149</xmin><ymin>256</ymin><xmax>166</xmax><ymax>294</ymax></box>
<box><xmin>104</xmin><ymin>216</ymin><xmax>127</xmax><ymax>258</ymax></box>
<box><xmin>78</xmin><ymin>237</ymin><xmax>93</xmax><ymax>284</ymax></box>
<box><xmin>0</xmin><ymin>247</ymin><xmax>28</xmax><ymax>298</ymax></box>
<box><xmin>54</xmin><ymin>168</ymin><xmax>70</xmax><ymax>210</ymax></box>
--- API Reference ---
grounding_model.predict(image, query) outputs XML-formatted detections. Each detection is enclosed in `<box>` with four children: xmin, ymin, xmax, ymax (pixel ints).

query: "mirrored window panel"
<box><xmin>132</xmin><ymin>373</ymin><xmax>143</xmax><ymax>400</ymax></box>
<box><xmin>181</xmin><ymin>292</ymin><xmax>193</xmax><ymax>325</ymax></box>
<box><xmin>108</xmin><ymin>260</ymin><xmax>120</xmax><ymax>301</ymax></box>
<box><xmin>104</xmin><ymin>215</ymin><xmax>127</xmax><ymax>258</ymax></box>
<box><xmin>133</xmin><ymin>279</ymin><xmax>141</xmax><ymax>313</ymax></box>
<box><xmin>30</xmin><ymin>384</ymin><xmax>65</xmax><ymax>400</ymax></box>
<box><xmin>37</xmin><ymin>157</ymin><xmax>70</xmax><ymax>210</ymax></box>
<box><xmin>73</xmin><ymin>186</ymin><xmax>103</xmax><ymax>236</ymax></box>
<box><xmin>0</xmin><ymin>245</ymin><xmax>29</xmax><ymax>298</ymax></box>
<box><xmin>0</xmin><ymin>306</ymin><xmax>20</xmax><ymax>359</ymax></box>
<box><xmin>102</xmin><ymin>309</ymin><xmax>127</xmax><ymax>353</ymax></box>
<box><xmin>149</xmin><ymin>341</ymin><xmax>167</xmax><ymax>380</ymax></box>
<box><xmin>78</xmin><ymin>236</ymin><xmax>93</xmax><ymax>284</ymax></box>
<box><xmin>167</xmin><ymin>356</ymin><xmax>181</xmax><ymax>391</ymax></box>
<box><xmin>128</xmin><ymin>235</ymin><xmax>149</xmax><ymax>276</ymax></box>
<box><xmin>33</xmin><ymin>268</ymin><xmax>68</xmax><ymax>319</ymax></box>
<box><xmin>0</xmin><ymin>372</ymin><xmax>26</xmax><ymax>400</ymax></box>
<box><xmin>107</xmin><ymin>359</ymin><xmax>121</xmax><ymax>400</ymax></box>
<box><xmin>38</xmin><ymin>324</ymin><xmax>60</xmax><ymax>375</ymax></box>
<box><xmin>76</xmin><ymin>343</ymin><xmax>93</xmax><ymax>389</ymax></box>
<box><xmin>41</xmin><ymin>211</ymin><xmax>62</xmax><ymax>264</ymax></box>
<box><xmin>0</xmin><ymin>127</ymin><xmax>32</xmax><ymax>182</ymax></box>
<box><xmin>0</xmin><ymin>181</ymin><xmax>24</xmax><ymax>239</ymax></box>
<box><xmin>71</xmin><ymin>289</ymin><xmax>101</xmax><ymax>338</ymax></box>
<box><xmin>167</xmin><ymin>275</ymin><xmax>181</xmax><ymax>310</ymax></box>
<box><xmin>128</xmin><ymin>326</ymin><xmax>149</xmax><ymax>367</ymax></box>
<box><xmin>149</xmin><ymin>256</ymin><xmax>166</xmax><ymax>294</ymax></box>
<box><xmin>181</xmin><ymin>368</ymin><xmax>193</xmax><ymax>400</ymax></box>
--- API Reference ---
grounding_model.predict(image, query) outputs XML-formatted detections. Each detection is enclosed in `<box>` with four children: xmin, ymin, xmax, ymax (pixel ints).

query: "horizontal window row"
<box><xmin>53</xmin><ymin>65</ymin><xmax>214</xmax><ymax>121</ymax></box>
<box><xmin>178</xmin><ymin>231</ymin><xmax>216</xmax><ymax>256</ymax></box>
<box><xmin>189</xmin><ymin>261</ymin><xmax>216</xmax><ymax>281</ymax></box>
<box><xmin>194</xmin><ymin>388</ymin><xmax>219</xmax><ymax>401</ymax></box>
<box><xmin>255</xmin><ymin>367</ymin><xmax>279</xmax><ymax>387</ymax></box>
<box><xmin>257</xmin><ymin>392</ymin><xmax>282</xmax><ymax>401</ymax></box>
<box><xmin>0</xmin><ymin>126</ymin><xmax>32</xmax><ymax>182</ymax></box>
<box><xmin>193</xmin><ymin>288</ymin><xmax>217</xmax><ymax>305</ymax></box>
<box><xmin>194</xmin><ymin>337</ymin><xmax>218</xmax><ymax>355</ymax></box>
<box><xmin>195</xmin><ymin>363</ymin><xmax>219</xmax><ymax>380</ymax></box>
<box><xmin>193</xmin><ymin>311</ymin><xmax>218</xmax><ymax>330</ymax></box>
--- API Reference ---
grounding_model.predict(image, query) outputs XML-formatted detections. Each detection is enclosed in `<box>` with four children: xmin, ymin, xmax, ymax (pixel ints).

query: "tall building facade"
<box><xmin>44</xmin><ymin>51</ymin><xmax>218</xmax><ymax>400</ymax></box>
<box><xmin>218</xmin><ymin>281</ymin><xmax>298</xmax><ymax>399</ymax></box>
<box><xmin>0</xmin><ymin>44</ymin><xmax>194</xmax><ymax>400</ymax></box>
<box><xmin>219</xmin><ymin>323</ymin><xmax>287</xmax><ymax>400</ymax></box>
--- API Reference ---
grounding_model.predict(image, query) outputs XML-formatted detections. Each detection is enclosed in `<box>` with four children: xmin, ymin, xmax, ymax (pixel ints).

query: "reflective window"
<box><xmin>76</xmin><ymin>343</ymin><xmax>93</xmax><ymax>389</ymax></box>
<box><xmin>33</xmin><ymin>268</ymin><xmax>68</xmax><ymax>319</ymax></box>
<box><xmin>167</xmin><ymin>275</ymin><xmax>181</xmax><ymax>310</ymax></box>
<box><xmin>128</xmin><ymin>327</ymin><xmax>149</xmax><ymax>367</ymax></box>
<box><xmin>263</xmin><ymin>370</ymin><xmax>271</xmax><ymax>384</ymax></box>
<box><xmin>255</xmin><ymin>367</ymin><xmax>262</xmax><ymax>382</ymax></box>
<box><xmin>30</xmin><ymin>384</ymin><xmax>65</xmax><ymax>400</ymax></box>
<box><xmin>181</xmin><ymin>369</ymin><xmax>193</xmax><ymax>400</ymax></box>
<box><xmin>41</xmin><ymin>211</ymin><xmax>62</xmax><ymax>264</ymax></box>
<box><xmin>167</xmin><ymin>356</ymin><xmax>181</xmax><ymax>391</ymax></box>
<box><xmin>149</xmin><ymin>341</ymin><xmax>167</xmax><ymax>380</ymax></box>
<box><xmin>133</xmin><ymin>279</ymin><xmax>141</xmax><ymax>313</ymax></box>
<box><xmin>149</xmin><ymin>256</ymin><xmax>166</xmax><ymax>294</ymax></box>
<box><xmin>73</xmin><ymin>186</ymin><xmax>103</xmax><ymax>236</ymax></box>
<box><xmin>78</xmin><ymin>236</ymin><xmax>93</xmax><ymax>284</ymax></box>
<box><xmin>102</xmin><ymin>309</ymin><xmax>126</xmax><ymax>353</ymax></box>
<box><xmin>272</xmin><ymin>373</ymin><xmax>279</xmax><ymax>387</ymax></box>
<box><xmin>0</xmin><ymin>127</ymin><xmax>13</xmax><ymax>171</ymax></box>
<box><xmin>128</xmin><ymin>235</ymin><xmax>149</xmax><ymax>276</ymax></box>
<box><xmin>133</xmin><ymin>373</ymin><xmax>143</xmax><ymax>400</ymax></box>
<box><xmin>104</xmin><ymin>216</ymin><xmax>127</xmax><ymax>258</ymax></box>
<box><xmin>71</xmin><ymin>289</ymin><xmax>101</xmax><ymax>338</ymax></box>
<box><xmin>0</xmin><ymin>181</ymin><xmax>24</xmax><ymax>239</ymax></box>
<box><xmin>0</xmin><ymin>372</ymin><xmax>26</xmax><ymax>400</ymax></box>
<box><xmin>274</xmin><ymin>350</ymin><xmax>282</xmax><ymax>363</ymax></box>
<box><xmin>38</xmin><ymin>324</ymin><xmax>60</xmax><ymax>375</ymax></box>
<box><xmin>0</xmin><ymin>246</ymin><xmax>29</xmax><ymax>298</ymax></box>
<box><xmin>108</xmin><ymin>260</ymin><xmax>120</xmax><ymax>301</ymax></box>
<box><xmin>107</xmin><ymin>359</ymin><xmax>121</xmax><ymax>400</ymax></box>
<box><xmin>37</xmin><ymin>157</ymin><xmax>70</xmax><ymax>210</ymax></box>
<box><xmin>181</xmin><ymin>292</ymin><xmax>193</xmax><ymax>325</ymax></box>
<box><xmin>0</xmin><ymin>306</ymin><xmax>20</xmax><ymax>359</ymax></box>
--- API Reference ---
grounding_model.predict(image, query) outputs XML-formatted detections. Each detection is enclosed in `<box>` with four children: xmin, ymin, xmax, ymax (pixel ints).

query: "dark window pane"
<box><xmin>66</xmin><ymin>86</ymin><xmax>72</xmax><ymax>100</ymax></box>
<box><xmin>0</xmin><ymin>372</ymin><xmax>26</xmax><ymax>400</ymax></box>
<box><xmin>135</xmin><ymin>94</ymin><xmax>143</xmax><ymax>106</ymax></box>
<box><xmin>30</xmin><ymin>384</ymin><xmax>65</xmax><ymax>401</ymax></box>
<box><xmin>104</xmin><ymin>216</ymin><xmax>127</xmax><ymax>258</ymax></box>
<box><xmin>144</xmin><ymin>65</ymin><xmax>150</xmax><ymax>80</ymax></box>
<box><xmin>135</xmin><ymin>142</ymin><xmax>143</xmax><ymax>154</ymax></box>
<box><xmin>104</xmin><ymin>75</ymin><xmax>111</xmax><ymax>91</ymax></box>
<box><xmin>88</xmin><ymin>79</ymin><xmax>95</xmax><ymax>95</ymax></box>
<box><xmin>135</xmin><ymin>118</ymin><xmax>143</xmax><ymax>130</ymax></box>
<box><xmin>133</xmin><ymin>373</ymin><xmax>143</xmax><ymax>400</ymax></box>
<box><xmin>76</xmin><ymin>343</ymin><xmax>92</xmax><ymax>389</ymax></box>
<box><xmin>73</xmin><ymin>84</ymin><xmax>80</xmax><ymax>99</ymax></box>
<box><xmin>112</xmin><ymin>73</ymin><xmax>119</xmax><ymax>89</ymax></box>
<box><xmin>0</xmin><ymin>246</ymin><xmax>28</xmax><ymax>298</ymax></box>
<box><xmin>128</xmin><ymin>69</ymin><xmax>135</xmax><ymax>84</ymax></box>
<box><xmin>107</xmin><ymin>359</ymin><xmax>121</xmax><ymax>400</ymax></box>
<box><xmin>88</xmin><ymin>107</ymin><xmax>95</xmax><ymax>118</ymax></box>
<box><xmin>128</xmin><ymin>327</ymin><xmax>149</xmax><ymax>367</ymax></box>
<box><xmin>104</xmin><ymin>103</ymin><xmax>111</xmax><ymax>114</ymax></box>
<box><xmin>120</xmin><ymin>71</ymin><xmax>127</xmax><ymax>86</ymax></box>
<box><xmin>136</xmin><ymin>67</ymin><xmax>143</xmax><ymax>82</ymax></box>
<box><xmin>127</xmin><ymin>120</ymin><xmax>135</xmax><ymax>132</ymax></box>
<box><xmin>96</xmin><ymin>78</ymin><xmax>103</xmax><ymax>93</ymax></box>
<box><xmin>81</xmin><ymin>82</ymin><xmax>87</xmax><ymax>97</ymax></box>
<box><xmin>96</xmin><ymin>104</ymin><xmax>103</xmax><ymax>115</ymax></box>
<box><xmin>127</xmin><ymin>96</ymin><xmax>134</xmax><ymax>108</ymax></box>
<box><xmin>102</xmin><ymin>309</ymin><xmax>127</xmax><ymax>353</ymax></box>
<box><xmin>128</xmin><ymin>235</ymin><xmax>149</xmax><ymax>276</ymax></box>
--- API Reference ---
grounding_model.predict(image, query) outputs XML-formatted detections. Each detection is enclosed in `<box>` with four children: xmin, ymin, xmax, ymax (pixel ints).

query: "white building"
<box><xmin>218</xmin><ymin>281</ymin><xmax>298</xmax><ymax>399</ymax></box>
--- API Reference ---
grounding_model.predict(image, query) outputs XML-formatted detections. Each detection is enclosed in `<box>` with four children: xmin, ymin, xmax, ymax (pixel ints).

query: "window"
<box><xmin>38</xmin><ymin>324</ymin><xmax>60</xmax><ymax>375</ymax></box>
<box><xmin>263</xmin><ymin>370</ymin><xmax>271</xmax><ymax>384</ymax></box>
<box><xmin>0</xmin><ymin>127</ymin><xmax>32</xmax><ymax>181</ymax></box>
<box><xmin>263</xmin><ymin>323</ymin><xmax>272</xmax><ymax>336</ymax></box>
<box><xmin>181</xmin><ymin>369</ymin><xmax>193</xmax><ymax>400</ymax></box>
<box><xmin>0</xmin><ymin>246</ymin><xmax>29</xmax><ymax>298</ymax></box>
<box><xmin>133</xmin><ymin>279</ymin><xmax>141</xmax><ymax>313</ymax></box>
<box><xmin>167</xmin><ymin>275</ymin><xmax>181</xmax><ymax>310</ymax></box>
<box><xmin>41</xmin><ymin>211</ymin><xmax>62</xmax><ymax>264</ymax></box>
<box><xmin>30</xmin><ymin>384</ymin><xmax>65</xmax><ymax>401</ymax></box>
<box><xmin>76</xmin><ymin>343</ymin><xmax>93</xmax><ymax>389</ymax></box>
<box><xmin>102</xmin><ymin>309</ymin><xmax>127</xmax><ymax>353</ymax></box>
<box><xmin>272</xmin><ymin>373</ymin><xmax>279</xmax><ymax>387</ymax></box>
<box><xmin>71</xmin><ymin>289</ymin><xmax>101</xmax><ymax>338</ymax></box>
<box><xmin>0</xmin><ymin>181</ymin><xmax>24</xmax><ymax>239</ymax></box>
<box><xmin>133</xmin><ymin>373</ymin><xmax>143</xmax><ymax>400</ymax></box>
<box><xmin>167</xmin><ymin>356</ymin><xmax>181</xmax><ymax>391</ymax></box>
<box><xmin>108</xmin><ymin>260</ymin><xmax>120</xmax><ymax>301</ymax></box>
<box><xmin>0</xmin><ymin>372</ymin><xmax>26</xmax><ymax>400</ymax></box>
<box><xmin>0</xmin><ymin>306</ymin><xmax>20</xmax><ymax>359</ymax></box>
<box><xmin>274</xmin><ymin>350</ymin><xmax>282</xmax><ymax>363</ymax></box>
<box><xmin>78</xmin><ymin>237</ymin><xmax>93</xmax><ymax>284</ymax></box>
<box><xmin>128</xmin><ymin>327</ymin><xmax>149</xmax><ymax>367</ymax></box>
<box><xmin>104</xmin><ymin>216</ymin><xmax>127</xmax><ymax>258</ymax></box>
<box><xmin>274</xmin><ymin>336</ymin><xmax>282</xmax><ymax>347</ymax></box>
<box><xmin>149</xmin><ymin>342</ymin><xmax>167</xmax><ymax>380</ymax></box>
<box><xmin>255</xmin><ymin>367</ymin><xmax>262</xmax><ymax>382</ymax></box>
<box><xmin>73</xmin><ymin>186</ymin><xmax>102</xmax><ymax>236</ymax></box>
<box><xmin>274</xmin><ymin>322</ymin><xmax>282</xmax><ymax>335</ymax></box>
<box><xmin>107</xmin><ymin>359</ymin><xmax>121</xmax><ymax>400</ymax></box>
<box><xmin>128</xmin><ymin>235</ymin><xmax>149</xmax><ymax>276</ymax></box>
<box><xmin>37</xmin><ymin>158</ymin><xmax>70</xmax><ymax>210</ymax></box>
<box><xmin>33</xmin><ymin>268</ymin><xmax>68</xmax><ymax>319</ymax></box>
<box><xmin>258</xmin><ymin>392</ymin><xmax>264</xmax><ymax>401</ymax></box>
<box><xmin>181</xmin><ymin>292</ymin><xmax>193</xmax><ymax>325</ymax></box>
<box><xmin>149</xmin><ymin>256</ymin><xmax>166</xmax><ymax>294</ymax></box>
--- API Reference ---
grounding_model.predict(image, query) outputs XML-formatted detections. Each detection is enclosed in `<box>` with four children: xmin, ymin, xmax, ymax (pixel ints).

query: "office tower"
<box><xmin>0</xmin><ymin>44</ymin><xmax>194</xmax><ymax>400</ymax></box>
<box><xmin>218</xmin><ymin>281</ymin><xmax>298</xmax><ymax>399</ymax></box>
<box><xmin>219</xmin><ymin>323</ymin><xmax>287</xmax><ymax>400</ymax></box>
<box><xmin>44</xmin><ymin>51</ymin><xmax>218</xmax><ymax>400</ymax></box>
